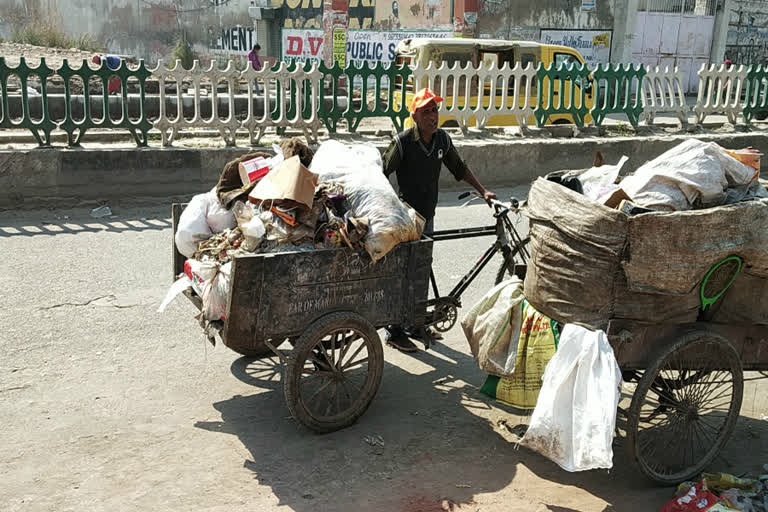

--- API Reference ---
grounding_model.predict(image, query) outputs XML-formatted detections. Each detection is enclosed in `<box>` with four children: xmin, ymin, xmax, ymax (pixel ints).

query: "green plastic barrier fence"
<box><xmin>742</xmin><ymin>64</ymin><xmax>768</xmax><ymax>124</ymax></box>
<box><xmin>0</xmin><ymin>57</ymin><xmax>57</xmax><ymax>146</ymax></box>
<box><xmin>342</xmin><ymin>61</ymin><xmax>411</xmax><ymax>133</ymax></box>
<box><xmin>271</xmin><ymin>59</ymin><xmax>314</xmax><ymax>136</ymax></box>
<box><xmin>318</xmin><ymin>60</ymin><xmax>347</xmax><ymax>133</ymax></box>
<box><xmin>592</xmin><ymin>63</ymin><xmax>646</xmax><ymax>128</ymax></box>
<box><xmin>57</xmin><ymin>58</ymin><xmax>152</xmax><ymax>146</ymax></box>
<box><xmin>534</xmin><ymin>62</ymin><xmax>592</xmax><ymax>128</ymax></box>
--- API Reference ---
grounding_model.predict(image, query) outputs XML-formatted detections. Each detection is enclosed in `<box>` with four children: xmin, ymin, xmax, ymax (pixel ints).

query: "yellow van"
<box><xmin>393</xmin><ymin>38</ymin><xmax>594</xmax><ymax>128</ymax></box>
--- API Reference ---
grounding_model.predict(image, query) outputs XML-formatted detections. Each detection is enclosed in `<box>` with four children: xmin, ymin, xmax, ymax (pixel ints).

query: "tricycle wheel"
<box><xmin>284</xmin><ymin>312</ymin><xmax>383</xmax><ymax>433</ymax></box>
<box><xmin>626</xmin><ymin>330</ymin><xmax>743</xmax><ymax>485</ymax></box>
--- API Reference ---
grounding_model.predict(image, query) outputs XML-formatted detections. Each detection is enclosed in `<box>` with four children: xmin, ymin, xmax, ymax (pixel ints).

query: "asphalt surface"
<box><xmin>1</xmin><ymin>185</ymin><xmax>766</xmax><ymax>511</ymax></box>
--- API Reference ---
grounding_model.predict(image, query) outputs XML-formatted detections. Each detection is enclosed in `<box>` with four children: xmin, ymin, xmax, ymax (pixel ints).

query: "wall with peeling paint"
<box><xmin>1</xmin><ymin>0</ymin><xmax>620</xmax><ymax>66</ymax></box>
<box><xmin>476</xmin><ymin>0</ymin><xmax>615</xmax><ymax>42</ymax></box>
<box><xmin>0</xmin><ymin>0</ymin><xmax>268</xmax><ymax>66</ymax></box>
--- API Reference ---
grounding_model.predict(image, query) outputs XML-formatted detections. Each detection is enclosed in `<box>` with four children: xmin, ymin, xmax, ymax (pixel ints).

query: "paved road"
<box><xmin>1</xmin><ymin>186</ymin><xmax>766</xmax><ymax>512</ymax></box>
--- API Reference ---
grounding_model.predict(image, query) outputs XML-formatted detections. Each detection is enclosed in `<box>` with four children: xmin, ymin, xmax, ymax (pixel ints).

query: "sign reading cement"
<box><xmin>539</xmin><ymin>29</ymin><xmax>612</xmax><ymax>66</ymax></box>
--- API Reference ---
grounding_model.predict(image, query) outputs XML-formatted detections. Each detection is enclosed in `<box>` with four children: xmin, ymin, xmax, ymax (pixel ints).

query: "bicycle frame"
<box><xmin>426</xmin><ymin>208</ymin><xmax>528</xmax><ymax>308</ymax></box>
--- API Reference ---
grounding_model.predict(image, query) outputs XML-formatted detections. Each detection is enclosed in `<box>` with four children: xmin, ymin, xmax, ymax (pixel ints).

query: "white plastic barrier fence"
<box><xmin>693</xmin><ymin>63</ymin><xmax>748</xmax><ymax>125</ymax></box>
<box><xmin>641</xmin><ymin>66</ymin><xmax>689</xmax><ymax>126</ymax></box>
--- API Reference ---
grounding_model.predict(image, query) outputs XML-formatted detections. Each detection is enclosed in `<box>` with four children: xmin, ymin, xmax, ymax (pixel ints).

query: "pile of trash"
<box><xmin>551</xmin><ymin>140</ymin><xmax>765</xmax><ymax>213</ymax></box>
<box><xmin>660</xmin><ymin>470</ymin><xmax>768</xmax><ymax>512</ymax></box>
<box><xmin>462</xmin><ymin>280</ymin><xmax>622</xmax><ymax>473</ymax></box>
<box><xmin>463</xmin><ymin>140</ymin><xmax>767</xmax><ymax>474</ymax></box>
<box><xmin>524</xmin><ymin>139</ymin><xmax>768</xmax><ymax>329</ymax></box>
<box><xmin>160</xmin><ymin>138</ymin><xmax>424</xmax><ymax>329</ymax></box>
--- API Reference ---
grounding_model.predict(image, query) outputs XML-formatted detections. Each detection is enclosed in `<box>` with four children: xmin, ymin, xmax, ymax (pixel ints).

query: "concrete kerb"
<box><xmin>2</xmin><ymin>131</ymin><xmax>768</xmax><ymax>209</ymax></box>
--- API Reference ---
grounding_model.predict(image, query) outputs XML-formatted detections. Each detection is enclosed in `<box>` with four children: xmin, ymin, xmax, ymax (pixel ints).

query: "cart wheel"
<box><xmin>284</xmin><ymin>312</ymin><xmax>384</xmax><ymax>433</ymax></box>
<box><xmin>494</xmin><ymin>237</ymin><xmax>530</xmax><ymax>285</ymax></box>
<box><xmin>627</xmin><ymin>330</ymin><xmax>743</xmax><ymax>485</ymax></box>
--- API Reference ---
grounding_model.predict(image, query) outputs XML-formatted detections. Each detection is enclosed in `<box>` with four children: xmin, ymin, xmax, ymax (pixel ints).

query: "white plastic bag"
<box><xmin>310</xmin><ymin>140</ymin><xmax>424</xmax><ymax>261</ymax></box>
<box><xmin>205</xmin><ymin>188</ymin><xmax>237</xmax><ymax>233</ymax></box>
<box><xmin>579</xmin><ymin>155</ymin><xmax>628</xmax><ymax>202</ymax></box>
<box><xmin>199</xmin><ymin>261</ymin><xmax>232</xmax><ymax>321</ymax></box>
<box><xmin>157</xmin><ymin>275</ymin><xmax>192</xmax><ymax>312</ymax></box>
<box><xmin>521</xmin><ymin>324</ymin><xmax>622</xmax><ymax>472</ymax></box>
<box><xmin>175</xmin><ymin>190</ymin><xmax>236</xmax><ymax>258</ymax></box>
<box><xmin>461</xmin><ymin>277</ymin><xmax>525</xmax><ymax>377</ymax></box>
<box><xmin>620</xmin><ymin>139</ymin><xmax>757</xmax><ymax>211</ymax></box>
<box><xmin>175</xmin><ymin>193</ymin><xmax>213</xmax><ymax>258</ymax></box>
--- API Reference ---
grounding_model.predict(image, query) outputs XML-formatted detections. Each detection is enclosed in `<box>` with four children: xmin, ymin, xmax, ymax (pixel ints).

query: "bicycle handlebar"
<box><xmin>458</xmin><ymin>191</ymin><xmax>519</xmax><ymax>214</ymax></box>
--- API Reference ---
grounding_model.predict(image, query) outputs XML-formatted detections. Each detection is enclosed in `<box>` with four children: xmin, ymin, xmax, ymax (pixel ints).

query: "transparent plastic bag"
<box><xmin>310</xmin><ymin>140</ymin><xmax>424</xmax><ymax>261</ymax></box>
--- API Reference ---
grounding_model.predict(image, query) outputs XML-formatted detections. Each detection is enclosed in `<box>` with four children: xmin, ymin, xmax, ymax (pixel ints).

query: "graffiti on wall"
<box><xmin>272</xmin><ymin>0</ymin><xmax>375</xmax><ymax>29</ymax></box>
<box><xmin>374</xmin><ymin>0</ymin><xmax>450</xmax><ymax>30</ymax></box>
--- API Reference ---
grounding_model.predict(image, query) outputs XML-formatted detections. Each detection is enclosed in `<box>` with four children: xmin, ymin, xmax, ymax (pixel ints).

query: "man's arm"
<box><xmin>442</xmin><ymin>140</ymin><xmax>496</xmax><ymax>204</ymax></box>
<box><xmin>382</xmin><ymin>138</ymin><xmax>401</xmax><ymax>178</ymax></box>
<box><xmin>462</xmin><ymin>167</ymin><xmax>496</xmax><ymax>204</ymax></box>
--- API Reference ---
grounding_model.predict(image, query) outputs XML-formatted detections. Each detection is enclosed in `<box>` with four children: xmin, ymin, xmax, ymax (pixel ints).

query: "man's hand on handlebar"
<box><xmin>482</xmin><ymin>190</ymin><xmax>497</xmax><ymax>207</ymax></box>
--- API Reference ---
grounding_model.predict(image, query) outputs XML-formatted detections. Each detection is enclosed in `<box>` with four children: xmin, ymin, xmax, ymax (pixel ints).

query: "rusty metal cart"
<box><xmin>605</xmin><ymin>319</ymin><xmax>768</xmax><ymax>485</ymax></box>
<box><xmin>172</xmin><ymin>204</ymin><xmax>433</xmax><ymax>433</ymax></box>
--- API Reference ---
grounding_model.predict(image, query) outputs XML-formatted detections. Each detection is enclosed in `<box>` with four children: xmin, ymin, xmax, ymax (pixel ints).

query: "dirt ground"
<box><xmin>0</xmin><ymin>42</ymin><xmax>97</xmax><ymax>69</ymax></box>
<box><xmin>1</xmin><ymin>190</ymin><xmax>767</xmax><ymax>512</ymax></box>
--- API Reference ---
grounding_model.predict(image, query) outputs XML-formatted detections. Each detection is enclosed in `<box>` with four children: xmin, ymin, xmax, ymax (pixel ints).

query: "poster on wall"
<box><xmin>539</xmin><ymin>29</ymin><xmax>612</xmax><ymax>67</ymax></box>
<box><xmin>282</xmin><ymin>29</ymin><xmax>451</xmax><ymax>64</ymax></box>
<box><xmin>333</xmin><ymin>28</ymin><xmax>347</xmax><ymax>67</ymax></box>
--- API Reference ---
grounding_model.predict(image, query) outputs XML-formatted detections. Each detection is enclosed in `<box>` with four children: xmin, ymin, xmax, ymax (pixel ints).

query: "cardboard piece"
<box><xmin>723</xmin><ymin>147</ymin><xmax>762</xmax><ymax>177</ymax></box>
<box><xmin>239</xmin><ymin>156</ymin><xmax>271</xmax><ymax>185</ymax></box>
<box><xmin>248</xmin><ymin>155</ymin><xmax>318</xmax><ymax>210</ymax></box>
<box><xmin>600</xmin><ymin>187</ymin><xmax>631</xmax><ymax>209</ymax></box>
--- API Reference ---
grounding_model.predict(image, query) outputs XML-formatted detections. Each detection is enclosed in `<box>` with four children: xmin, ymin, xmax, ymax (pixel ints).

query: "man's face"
<box><xmin>412</xmin><ymin>100</ymin><xmax>438</xmax><ymax>138</ymax></box>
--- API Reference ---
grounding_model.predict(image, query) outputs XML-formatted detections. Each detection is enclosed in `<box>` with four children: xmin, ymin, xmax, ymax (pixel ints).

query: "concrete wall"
<box><xmin>3</xmin><ymin>132</ymin><xmax>768</xmax><ymax>209</ymax></box>
<box><xmin>726</xmin><ymin>0</ymin><xmax>768</xmax><ymax>64</ymax></box>
<box><xmin>476</xmin><ymin>0</ymin><xmax>615</xmax><ymax>43</ymax></box>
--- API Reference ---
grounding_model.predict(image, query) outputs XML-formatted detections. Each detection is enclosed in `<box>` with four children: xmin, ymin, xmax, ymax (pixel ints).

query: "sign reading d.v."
<box><xmin>539</xmin><ymin>29</ymin><xmax>612</xmax><ymax>67</ymax></box>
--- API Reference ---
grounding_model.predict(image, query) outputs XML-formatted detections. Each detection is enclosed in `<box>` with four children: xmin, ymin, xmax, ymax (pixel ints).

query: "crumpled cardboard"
<box><xmin>248</xmin><ymin>155</ymin><xmax>318</xmax><ymax>210</ymax></box>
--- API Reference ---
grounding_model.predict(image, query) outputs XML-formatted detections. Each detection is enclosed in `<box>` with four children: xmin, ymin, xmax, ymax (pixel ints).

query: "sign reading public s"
<box><xmin>539</xmin><ymin>29</ymin><xmax>612</xmax><ymax>67</ymax></box>
<box><xmin>282</xmin><ymin>29</ymin><xmax>451</xmax><ymax>64</ymax></box>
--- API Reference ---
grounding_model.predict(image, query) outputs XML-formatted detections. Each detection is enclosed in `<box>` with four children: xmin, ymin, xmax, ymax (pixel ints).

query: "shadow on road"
<box><xmin>185</xmin><ymin>337</ymin><xmax>768</xmax><ymax>511</ymax></box>
<box><xmin>0</xmin><ymin>215</ymin><xmax>171</xmax><ymax>238</ymax></box>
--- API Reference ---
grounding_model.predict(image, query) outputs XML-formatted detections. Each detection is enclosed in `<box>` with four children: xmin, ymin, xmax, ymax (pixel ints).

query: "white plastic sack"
<box><xmin>579</xmin><ymin>155</ymin><xmax>628</xmax><ymax>202</ymax></box>
<box><xmin>175</xmin><ymin>190</ymin><xmax>236</xmax><ymax>258</ymax></box>
<box><xmin>205</xmin><ymin>188</ymin><xmax>237</xmax><ymax>233</ymax></box>
<box><xmin>521</xmin><ymin>324</ymin><xmax>622</xmax><ymax>472</ymax></box>
<box><xmin>461</xmin><ymin>277</ymin><xmax>525</xmax><ymax>377</ymax></box>
<box><xmin>310</xmin><ymin>140</ymin><xmax>424</xmax><ymax>261</ymax></box>
<box><xmin>175</xmin><ymin>193</ymin><xmax>212</xmax><ymax>258</ymax></box>
<box><xmin>620</xmin><ymin>139</ymin><xmax>757</xmax><ymax>211</ymax></box>
<box><xmin>200</xmin><ymin>261</ymin><xmax>232</xmax><ymax>321</ymax></box>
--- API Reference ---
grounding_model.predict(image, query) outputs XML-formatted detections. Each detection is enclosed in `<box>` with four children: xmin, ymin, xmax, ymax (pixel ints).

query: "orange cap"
<box><xmin>410</xmin><ymin>88</ymin><xmax>443</xmax><ymax>113</ymax></box>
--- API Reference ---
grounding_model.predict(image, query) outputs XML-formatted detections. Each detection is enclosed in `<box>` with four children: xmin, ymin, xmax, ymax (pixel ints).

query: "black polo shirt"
<box><xmin>382</xmin><ymin>126</ymin><xmax>468</xmax><ymax>220</ymax></box>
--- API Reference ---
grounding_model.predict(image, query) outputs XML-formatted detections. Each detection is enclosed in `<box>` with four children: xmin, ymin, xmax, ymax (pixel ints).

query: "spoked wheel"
<box><xmin>627</xmin><ymin>330</ymin><xmax>743</xmax><ymax>485</ymax></box>
<box><xmin>284</xmin><ymin>312</ymin><xmax>384</xmax><ymax>433</ymax></box>
<box><xmin>495</xmin><ymin>236</ymin><xmax>531</xmax><ymax>285</ymax></box>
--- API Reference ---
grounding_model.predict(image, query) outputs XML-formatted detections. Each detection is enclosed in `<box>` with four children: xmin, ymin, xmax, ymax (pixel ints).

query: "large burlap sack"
<box><xmin>624</xmin><ymin>198</ymin><xmax>768</xmax><ymax>294</ymax></box>
<box><xmin>523</xmin><ymin>178</ymin><xmax>628</xmax><ymax>329</ymax></box>
<box><xmin>523</xmin><ymin>178</ymin><xmax>709</xmax><ymax>328</ymax></box>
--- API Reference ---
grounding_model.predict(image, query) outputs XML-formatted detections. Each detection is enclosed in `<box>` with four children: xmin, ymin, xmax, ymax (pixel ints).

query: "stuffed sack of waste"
<box><xmin>523</xmin><ymin>139</ymin><xmax>768</xmax><ymax>330</ymax></box>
